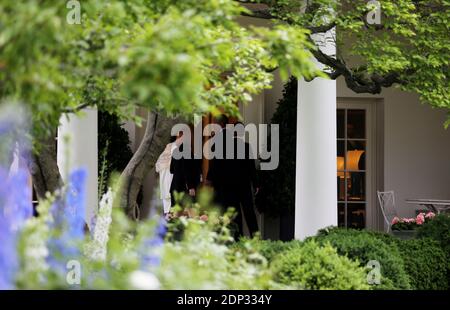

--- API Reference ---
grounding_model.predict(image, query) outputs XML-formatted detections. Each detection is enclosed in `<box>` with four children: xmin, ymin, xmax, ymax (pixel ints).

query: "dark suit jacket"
<box><xmin>170</xmin><ymin>144</ymin><xmax>202</xmax><ymax>193</ymax></box>
<box><xmin>207</xmin><ymin>132</ymin><xmax>258</xmax><ymax>190</ymax></box>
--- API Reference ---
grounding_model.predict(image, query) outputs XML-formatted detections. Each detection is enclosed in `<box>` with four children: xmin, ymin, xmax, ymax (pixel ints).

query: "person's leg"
<box><xmin>170</xmin><ymin>189</ymin><xmax>176</xmax><ymax>207</ymax></box>
<box><xmin>221</xmin><ymin>186</ymin><xmax>243</xmax><ymax>239</ymax></box>
<box><xmin>240</xmin><ymin>186</ymin><xmax>259</xmax><ymax>237</ymax></box>
<box><xmin>233</xmin><ymin>206</ymin><xmax>244</xmax><ymax>239</ymax></box>
<box><xmin>163</xmin><ymin>198</ymin><xmax>171</xmax><ymax>220</ymax></box>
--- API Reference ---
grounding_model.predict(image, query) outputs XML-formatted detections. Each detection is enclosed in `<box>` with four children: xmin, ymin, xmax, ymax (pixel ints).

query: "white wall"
<box><xmin>58</xmin><ymin>109</ymin><xmax>98</xmax><ymax>227</ymax></box>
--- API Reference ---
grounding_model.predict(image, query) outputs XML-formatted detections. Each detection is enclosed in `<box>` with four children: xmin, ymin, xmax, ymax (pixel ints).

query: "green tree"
<box><xmin>241</xmin><ymin>0</ymin><xmax>449</xmax><ymax>123</ymax></box>
<box><xmin>0</xmin><ymin>0</ymin><xmax>320</xmax><ymax>211</ymax></box>
<box><xmin>2</xmin><ymin>0</ymin><xmax>448</xmax><ymax>213</ymax></box>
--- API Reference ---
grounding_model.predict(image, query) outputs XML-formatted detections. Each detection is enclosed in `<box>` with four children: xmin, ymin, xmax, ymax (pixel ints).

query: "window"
<box><xmin>337</xmin><ymin>109</ymin><xmax>367</xmax><ymax>228</ymax></box>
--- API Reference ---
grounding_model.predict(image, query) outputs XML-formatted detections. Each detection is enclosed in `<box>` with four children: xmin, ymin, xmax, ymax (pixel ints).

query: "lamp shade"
<box><xmin>337</xmin><ymin>156</ymin><xmax>345</xmax><ymax>177</ymax></box>
<box><xmin>347</xmin><ymin>150</ymin><xmax>364</xmax><ymax>171</ymax></box>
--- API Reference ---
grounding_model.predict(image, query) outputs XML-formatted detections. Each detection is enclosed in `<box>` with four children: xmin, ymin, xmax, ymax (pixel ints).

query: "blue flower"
<box><xmin>156</xmin><ymin>218</ymin><xmax>168</xmax><ymax>239</ymax></box>
<box><xmin>139</xmin><ymin>217</ymin><xmax>167</xmax><ymax>270</ymax></box>
<box><xmin>0</xmin><ymin>213</ymin><xmax>17</xmax><ymax>290</ymax></box>
<box><xmin>47</xmin><ymin>169</ymin><xmax>87</xmax><ymax>278</ymax></box>
<box><xmin>0</xmin><ymin>167</ymin><xmax>33</xmax><ymax>289</ymax></box>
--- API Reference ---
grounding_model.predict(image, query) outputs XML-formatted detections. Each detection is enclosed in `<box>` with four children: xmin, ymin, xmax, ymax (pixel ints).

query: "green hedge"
<box><xmin>417</xmin><ymin>214</ymin><xmax>450</xmax><ymax>255</ymax></box>
<box><xmin>234</xmin><ymin>238</ymin><xmax>300</xmax><ymax>262</ymax></box>
<box><xmin>416</xmin><ymin>214</ymin><xmax>450</xmax><ymax>286</ymax></box>
<box><xmin>396</xmin><ymin>238</ymin><xmax>448</xmax><ymax>290</ymax></box>
<box><xmin>234</xmin><ymin>223</ymin><xmax>450</xmax><ymax>290</ymax></box>
<box><xmin>271</xmin><ymin>240</ymin><xmax>370</xmax><ymax>290</ymax></box>
<box><xmin>312</xmin><ymin>228</ymin><xmax>411</xmax><ymax>289</ymax></box>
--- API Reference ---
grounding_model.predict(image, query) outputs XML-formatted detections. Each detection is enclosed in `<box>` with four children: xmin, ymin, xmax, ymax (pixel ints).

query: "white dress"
<box><xmin>155</xmin><ymin>143</ymin><xmax>176</xmax><ymax>214</ymax></box>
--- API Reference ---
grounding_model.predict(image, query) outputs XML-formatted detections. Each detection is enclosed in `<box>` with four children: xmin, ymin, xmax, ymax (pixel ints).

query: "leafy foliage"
<box><xmin>250</xmin><ymin>0</ymin><xmax>450</xmax><ymax>122</ymax></box>
<box><xmin>234</xmin><ymin>237</ymin><xmax>300</xmax><ymax>262</ymax></box>
<box><xmin>313</xmin><ymin>227</ymin><xmax>411</xmax><ymax>289</ymax></box>
<box><xmin>396</xmin><ymin>238</ymin><xmax>448</xmax><ymax>290</ymax></box>
<box><xmin>98</xmin><ymin>112</ymin><xmax>133</xmax><ymax>196</ymax></box>
<box><xmin>256</xmin><ymin>78</ymin><xmax>297</xmax><ymax>216</ymax></box>
<box><xmin>271</xmin><ymin>240</ymin><xmax>370</xmax><ymax>290</ymax></box>
<box><xmin>0</xmin><ymin>0</ymin><xmax>320</xmax><ymax>144</ymax></box>
<box><xmin>417</xmin><ymin>214</ymin><xmax>450</xmax><ymax>255</ymax></box>
<box><xmin>159</xmin><ymin>217</ymin><xmax>285</xmax><ymax>289</ymax></box>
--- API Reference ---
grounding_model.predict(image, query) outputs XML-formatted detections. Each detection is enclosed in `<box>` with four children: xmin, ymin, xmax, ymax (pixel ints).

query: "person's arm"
<box><xmin>206</xmin><ymin>158</ymin><xmax>216</xmax><ymax>186</ymax></box>
<box><xmin>169</xmin><ymin>154</ymin><xmax>176</xmax><ymax>174</ymax></box>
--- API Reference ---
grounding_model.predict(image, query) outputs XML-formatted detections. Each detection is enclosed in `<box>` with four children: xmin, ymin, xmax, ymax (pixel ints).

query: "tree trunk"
<box><xmin>27</xmin><ymin>130</ymin><xmax>63</xmax><ymax>200</ymax></box>
<box><xmin>119</xmin><ymin>111</ymin><xmax>179</xmax><ymax>218</ymax></box>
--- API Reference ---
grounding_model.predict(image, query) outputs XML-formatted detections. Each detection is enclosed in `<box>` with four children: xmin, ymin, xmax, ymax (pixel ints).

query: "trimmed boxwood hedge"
<box><xmin>234</xmin><ymin>238</ymin><xmax>300</xmax><ymax>262</ymax></box>
<box><xmin>396</xmin><ymin>238</ymin><xmax>448</xmax><ymax>290</ymax></box>
<box><xmin>271</xmin><ymin>240</ymin><xmax>370</xmax><ymax>290</ymax></box>
<box><xmin>234</xmin><ymin>222</ymin><xmax>450</xmax><ymax>290</ymax></box>
<box><xmin>311</xmin><ymin>228</ymin><xmax>411</xmax><ymax>290</ymax></box>
<box><xmin>416</xmin><ymin>214</ymin><xmax>450</xmax><ymax>286</ymax></box>
<box><xmin>417</xmin><ymin>214</ymin><xmax>450</xmax><ymax>255</ymax></box>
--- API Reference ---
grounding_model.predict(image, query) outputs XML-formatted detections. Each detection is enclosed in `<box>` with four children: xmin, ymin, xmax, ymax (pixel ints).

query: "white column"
<box><xmin>295</xmin><ymin>30</ymin><xmax>337</xmax><ymax>239</ymax></box>
<box><xmin>57</xmin><ymin>108</ymin><xmax>98</xmax><ymax>228</ymax></box>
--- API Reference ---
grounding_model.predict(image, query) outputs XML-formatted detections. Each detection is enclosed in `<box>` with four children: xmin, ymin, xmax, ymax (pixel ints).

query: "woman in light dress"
<box><xmin>155</xmin><ymin>137</ymin><xmax>178</xmax><ymax>219</ymax></box>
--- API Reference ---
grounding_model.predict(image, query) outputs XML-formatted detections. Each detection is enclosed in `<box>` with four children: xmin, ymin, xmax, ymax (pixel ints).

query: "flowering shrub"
<box><xmin>391</xmin><ymin>212</ymin><xmax>435</xmax><ymax>231</ymax></box>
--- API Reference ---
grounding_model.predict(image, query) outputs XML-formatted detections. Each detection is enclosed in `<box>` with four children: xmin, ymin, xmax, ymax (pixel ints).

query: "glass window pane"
<box><xmin>347</xmin><ymin>109</ymin><xmax>365</xmax><ymax>139</ymax></box>
<box><xmin>337</xmin><ymin>140</ymin><xmax>345</xmax><ymax>201</ymax></box>
<box><xmin>347</xmin><ymin>141</ymin><xmax>366</xmax><ymax>171</ymax></box>
<box><xmin>337</xmin><ymin>109</ymin><xmax>345</xmax><ymax>138</ymax></box>
<box><xmin>337</xmin><ymin>140</ymin><xmax>345</xmax><ymax>169</ymax></box>
<box><xmin>338</xmin><ymin>203</ymin><xmax>346</xmax><ymax>227</ymax></box>
<box><xmin>347</xmin><ymin>203</ymin><xmax>365</xmax><ymax>229</ymax></box>
<box><xmin>347</xmin><ymin>172</ymin><xmax>366</xmax><ymax>201</ymax></box>
<box><xmin>337</xmin><ymin>174</ymin><xmax>345</xmax><ymax>201</ymax></box>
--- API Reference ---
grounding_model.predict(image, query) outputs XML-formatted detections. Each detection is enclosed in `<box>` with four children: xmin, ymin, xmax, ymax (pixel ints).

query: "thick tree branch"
<box><xmin>312</xmin><ymin>47</ymin><xmax>405</xmax><ymax>94</ymax></box>
<box><xmin>61</xmin><ymin>103</ymin><xmax>91</xmax><ymax>113</ymax></box>
<box><xmin>237</xmin><ymin>1</ymin><xmax>411</xmax><ymax>94</ymax></box>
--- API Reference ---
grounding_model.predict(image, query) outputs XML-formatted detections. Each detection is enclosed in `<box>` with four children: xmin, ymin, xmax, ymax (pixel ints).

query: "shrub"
<box><xmin>417</xmin><ymin>214</ymin><xmax>450</xmax><ymax>255</ymax></box>
<box><xmin>256</xmin><ymin>78</ymin><xmax>297</xmax><ymax>218</ymax></box>
<box><xmin>98</xmin><ymin>111</ymin><xmax>133</xmax><ymax>196</ymax></box>
<box><xmin>233</xmin><ymin>238</ymin><xmax>300</xmax><ymax>262</ymax></box>
<box><xmin>271</xmin><ymin>240</ymin><xmax>370</xmax><ymax>290</ymax></box>
<box><xmin>417</xmin><ymin>214</ymin><xmax>450</xmax><ymax>285</ymax></box>
<box><xmin>313</xmin><ymin>227</ymin><xmax>411</xmax><ymax>289</ymax></box>
<box><xmin>159</xmin><ymin>219</ymin><xmax>287</xmax><ymax>290</ymax></box>
<box><xmin>396</xmin><ymin>238</ymin><xmax>448</xmax><ymax>290</ymax></box>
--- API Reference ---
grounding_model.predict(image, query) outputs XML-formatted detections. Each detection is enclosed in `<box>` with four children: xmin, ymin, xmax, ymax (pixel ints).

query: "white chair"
<box><xmin>377</xmin><ymin>191</ymin><xmax>398</xmax><ymax>233</ymax></box>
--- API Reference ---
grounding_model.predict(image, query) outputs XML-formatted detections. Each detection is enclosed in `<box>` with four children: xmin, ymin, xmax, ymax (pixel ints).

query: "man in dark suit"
<box><xmin>207</xmin><ymin>118</ymin><xmax>259</xmax><ymax>238</ymax></box>
<box><xmin>170</xmin><ymin>133</ymin><xmax>202</xmax><ymax>205</ymax></box>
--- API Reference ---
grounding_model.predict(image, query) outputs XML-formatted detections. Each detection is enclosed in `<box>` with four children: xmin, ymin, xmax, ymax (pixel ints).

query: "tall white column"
<box><xmin>295</xmin><ymin>30</ymin><xmax>337</xmax><ymax>239</ymax></box>
<box><xmin>57</xmin><ymin>108</ymin><xmax>98</xmax><ymax>228</ymax></box>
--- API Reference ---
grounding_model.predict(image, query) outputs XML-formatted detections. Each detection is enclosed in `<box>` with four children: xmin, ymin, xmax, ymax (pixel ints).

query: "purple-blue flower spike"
<box><xmin>0</xmin><ymin>167</ymin><xmax>33</xmax><ymax>289</ymax></box>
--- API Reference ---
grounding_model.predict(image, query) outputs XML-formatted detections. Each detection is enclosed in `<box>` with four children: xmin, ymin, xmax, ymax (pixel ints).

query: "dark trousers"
<box><xmin>217</xmin><ymin>184</ymin><xmax>259</xmax><ymax>239</ymax></box>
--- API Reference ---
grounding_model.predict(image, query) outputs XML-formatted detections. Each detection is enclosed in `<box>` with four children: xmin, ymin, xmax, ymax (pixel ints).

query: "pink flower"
<box><xmin>416</xmin><ymin>213</ymin><xmax>425</xmax><ymax>225</ymax></box>
<box><xmin>391</xmin><ymin>217</ymin><xmax>400</xmax><ymax>225</ymax></box>
<box><xmin>199</xmin><ymin>214</ymin><xmax>208</xmax><ymax>222</ymax></box>
<box><xmin>425</xmin><ymin>212</ymin><xmax>435</xmax><ymax>219</ymax></box>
